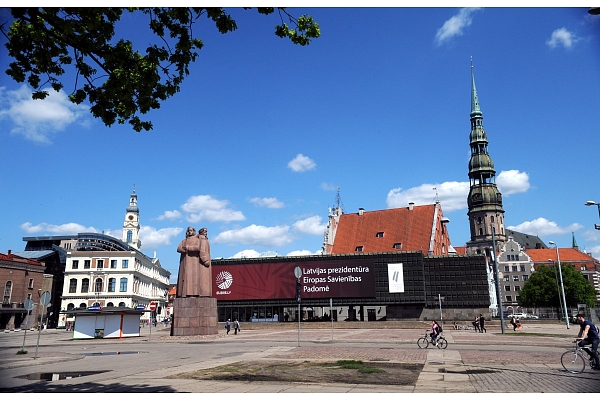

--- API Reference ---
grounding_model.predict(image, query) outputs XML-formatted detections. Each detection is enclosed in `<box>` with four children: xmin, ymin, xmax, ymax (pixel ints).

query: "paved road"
<box><xmin>0</xmin><ymin>322</ymin><xmax>597</xmax><ymax>393</ymax></box>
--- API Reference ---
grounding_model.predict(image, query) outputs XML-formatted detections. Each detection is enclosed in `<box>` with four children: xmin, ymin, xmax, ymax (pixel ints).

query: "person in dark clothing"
<box><xmin>225</xmin><ymin>319</ymin><xmax>231</xmax><ymax>335</ymax></box>
<box><xmin>510</xmin><ymin>316</ymin><xmax>517</xmax><ymax>331</ymax></box>
<box><xmin>472</xmin><ymin>316</ymin><xmax>480</xmax><ymax>332</ymax></box>
<box><xmin>479</xmin><ymin>314</ymin><xmax>486</xmax><ymax>333</ymax></box>
<box><xmin>576</xmin><ymin>313</ymin><xmax>600</xmax><ymax>370</ymax></box>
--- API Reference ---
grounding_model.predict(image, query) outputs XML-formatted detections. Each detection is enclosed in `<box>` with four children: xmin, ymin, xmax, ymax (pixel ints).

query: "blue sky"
<box><xmin>1</xmin><ymin>7</ymin><xmax>599</xmax><ymax>283</ymax></box>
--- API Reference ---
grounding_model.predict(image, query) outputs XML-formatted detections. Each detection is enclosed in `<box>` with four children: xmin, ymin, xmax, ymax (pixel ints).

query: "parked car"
<box><xmin>525</xmin><ymin>314</ymin><xmax>539</xmax><ymax>319</ymax></box>
<box><xmin>507</xmin><ymin>313</ymin><xmax>527</xmax><ymax>319</ymax></box>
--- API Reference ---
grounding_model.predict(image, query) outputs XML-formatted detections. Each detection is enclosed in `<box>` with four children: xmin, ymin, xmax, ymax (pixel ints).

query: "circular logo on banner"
<box><xmin>216</xmin><ymin>271</ymin><xmax>233</xmax><ymax>290</ymax></box>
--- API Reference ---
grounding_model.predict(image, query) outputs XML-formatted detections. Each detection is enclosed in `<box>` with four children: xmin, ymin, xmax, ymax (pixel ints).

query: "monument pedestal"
<box><xmin>171</xmin><ymin>297</ymin><xmax>218</xmax><ymax>336</ymax></box>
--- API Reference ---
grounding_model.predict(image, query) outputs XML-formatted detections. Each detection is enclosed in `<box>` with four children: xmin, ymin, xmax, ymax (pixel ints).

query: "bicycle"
<box><xmin>417</xmin><ymin>330</ymin><xmax>448</xmax><ymax>349</ymax></box>
<box><xmin>561</xmin><ymin>340</ymin><xmax>599</xmax><ymax>374</ymax></box>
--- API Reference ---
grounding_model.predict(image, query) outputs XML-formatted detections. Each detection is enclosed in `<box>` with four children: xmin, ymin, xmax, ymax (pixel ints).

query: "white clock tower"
<box><xmin>123</xmin><ymin>187</ymin><xmax>141</xmax><ymax>249</ymax></box>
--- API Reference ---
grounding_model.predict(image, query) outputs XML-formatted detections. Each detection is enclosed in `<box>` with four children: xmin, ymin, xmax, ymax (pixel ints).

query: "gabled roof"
<box><xmin>330</xmin><ymin>204</ymin><xmax>448</xmax><ymax>255</ymax></box>
<box><xmin>525</xmin><ymin>248</ymin><xmax>599</xmax><ymax>264</ymax></box>
<box><xmin>505</xmin><ymin>229</ymin><xmax>547</xmax><ymax>249</ymax></box>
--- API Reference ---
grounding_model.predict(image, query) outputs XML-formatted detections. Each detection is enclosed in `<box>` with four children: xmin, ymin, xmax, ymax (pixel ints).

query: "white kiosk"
<box><xmin>62</xmin><ymin>307</ymin><xmax>145</xmax><ymax>339</ymax></box>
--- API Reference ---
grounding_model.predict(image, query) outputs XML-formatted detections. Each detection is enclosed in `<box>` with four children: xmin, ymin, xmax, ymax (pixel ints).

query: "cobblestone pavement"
<box><xmin>1</xmin><ymin>323</ymin><xmax>598</xmax><ymax>393</ymax></box>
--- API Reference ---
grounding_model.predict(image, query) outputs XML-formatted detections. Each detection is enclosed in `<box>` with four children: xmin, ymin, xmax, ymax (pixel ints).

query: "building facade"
<box><xmin>0</xmin><ymin>251</ymin><xmax>48</xmax><ymax>330</ymax></box>
<box><xmin>497</xmin><ymin>237</ymin><xmax>535</xmax><ymax>315</ymax></box>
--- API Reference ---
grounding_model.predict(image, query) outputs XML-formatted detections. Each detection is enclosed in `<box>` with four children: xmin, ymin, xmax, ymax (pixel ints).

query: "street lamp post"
<box><xmin>585</xmin><ymin>200</ymin><xmax>600</xmax><ymax>230</ymax></box>
<box><xmin>549</xmin><ymin>258</ymin><xmax>564</xmax><ymax>321</ymax></box>
<box><xmin>548</xmin><ymin>241</ymin><xmax>569</xmax><ymax>329</ymax></box>
<box><xmin>491</xmin><ymin>226</ymin><xmax>505</xmax><ymax>334</ymax></box>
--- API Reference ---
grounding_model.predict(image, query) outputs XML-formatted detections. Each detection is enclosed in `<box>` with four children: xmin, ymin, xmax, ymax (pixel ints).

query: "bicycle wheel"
<box><xmin>417</xmin><ymin>337</ymin><xmax>429</xmax><ymax>349</ymax></box>
<box><xmin>437</xmin><ymin>338</ymin><xmax>448</xmax><ymax>349</ymax></box>
<box><xmin>561</xmin><ymin>350</ymin><xmax>586</xmax><ymax>374</ymax></box>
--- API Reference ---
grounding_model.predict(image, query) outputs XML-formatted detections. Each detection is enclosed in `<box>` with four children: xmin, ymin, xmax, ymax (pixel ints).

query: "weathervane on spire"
<box><xmin>433</xmin><ymin>187</ymin><xmax>439</xmax><ymax>203</ymax></box>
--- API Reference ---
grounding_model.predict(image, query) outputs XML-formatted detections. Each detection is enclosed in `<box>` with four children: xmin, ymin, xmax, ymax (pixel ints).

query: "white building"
<box><xmin>58</xmin><ymin>189</ymin><xmax>170</xmax><ymax>326</ymax></box>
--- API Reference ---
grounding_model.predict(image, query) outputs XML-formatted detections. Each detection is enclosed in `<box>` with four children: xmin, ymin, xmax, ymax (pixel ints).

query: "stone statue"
<box><xmin>176</xmin><ymin>226</ymin><xmax>212</xmax><ymax>297</ymax></box>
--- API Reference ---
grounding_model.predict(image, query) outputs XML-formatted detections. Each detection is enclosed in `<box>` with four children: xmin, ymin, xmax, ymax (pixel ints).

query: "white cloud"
<box><xmin>507</xmin><ymin>218</ymin><xmax>583</xmax><ymax>236</ymax></box>
<box><xmin>249</xmin><ymin>197</ymin><xmax>284</xmax><ymax>209</ymax></box>
<box><xmin>292</xmin><ymin>216</ymin><xmax>326</xmax><ymax>235</ymax></box>
<box><xmin>286</xmin><ymin>249</ymin><xmax>322</xmax><ymax>256</ymax></box>
<box><xmin>230</xmin><ymin>249</ymin><xmax>262</xmax><ymax>259</ymax></box>
<box><xmin>156</xmin><ymin>210</ymin><xmax>182</xmax><ymax>221</ymax></box>
<box><xmin>288</xmin><ymin>154</ymin><xmax>316</xmax><ymax>172</ymax></box>
<box><xmin>435</xmin><ymin>8</ymin><xmax>482</xmax><ymax>46</ymax></box>
<box><xmin>180</xmin><ymin>195</ymin><xmax>245</xmax><ymax>223</ymax></box>
<box><xmin>386</xmin><ymin>170</ymin><xmax>531</xmax><ymax>212</ymax></box>
<box><xmin>139</xmin><ymin>226</ymin><xmax>183</xmax><ymax>249</ymax></box>
<box><xmin>0</xmin><ymin>85</ymin><xmax>90</xmax><ymax>144</ymax></box>
<box><xmin>496</xmin><ymin>170</ymin><xmax>530</xmax><ymax>195</ymax></box>
<box><xmin>20</xmin><ymin>222</ymin><xmax>99</xmax><ymax>235</ymax></box>
<box><xmin>386</xmin><ymin>181</ymin><xmax>469</xmax><ymax>212</ymax></box>
<box><xmin>213</xmin><ymin>224</ymin><xmax>293</xmax><ymax>247</ymax></box>
<box><xmin>547</xmin><ymin>27</ymin><xmax>579</xmax><ymax>49</ymax></box>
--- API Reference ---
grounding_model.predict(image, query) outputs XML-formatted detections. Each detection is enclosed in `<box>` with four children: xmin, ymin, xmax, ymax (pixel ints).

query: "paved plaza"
<box><xmin>0</xmin><ymin>321</ymin><xmax>598</xmax><ymax>393</ymax></box>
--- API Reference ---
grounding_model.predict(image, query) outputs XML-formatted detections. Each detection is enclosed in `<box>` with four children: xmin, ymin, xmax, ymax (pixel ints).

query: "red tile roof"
<box><xmin>453</xmin><ymin>246</ymin><xmax>467</xmax><ymax>255</ymax></box>
<box><xmin>525</xmin><ymin>248</ymin><xmax>599</xmax><ymax>263</ymax></box>
<box><xmin>330</xmin><ymin>204</ymin><xmax>451</xmax><ymax>255</ymax></box>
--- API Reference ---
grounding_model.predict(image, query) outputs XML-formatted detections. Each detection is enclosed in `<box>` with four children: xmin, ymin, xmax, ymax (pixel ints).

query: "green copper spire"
<box><xmin>572</xmin><ymin>232</ymin><xmax>579</xmax><ymax>249</ymax></box>
<box><xmin>471</xmin><ymin>56</ymin><xmax>481</xmax><ymax>116</ymax></box>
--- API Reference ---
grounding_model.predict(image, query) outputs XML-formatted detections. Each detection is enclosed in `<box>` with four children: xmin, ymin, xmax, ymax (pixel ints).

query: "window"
<box><xmin>581</xmin><ymin>266</ymin><xmax>587</xmax><ymax>271</ymax></box>
<box><xmin>84</xmin><ymin>260</ymin><xmax>91</xmax><ymax>269</ymax></box>
<box><xmin>376</xmin><ymin>232</ymin><xmax>384</xmax><ymax>238</ymax></box>
<box><xmin>393</xmin><ymin>243</ymin><xmax>402</xmax><ymax>249</ymax></box>
<box><xmin>97</xmin><ymin>259</ymin><xmax>104</xmax><ymax>269</ymax></box>
<box><xmin>515</xmin><ymin>255</ymin><xmax>519</xmax><ymax>261</ymax></box>
<box><xmin>119</xmin><ymin>301</ymin><xmax>126</xmax><ymax>307</ymax></box>
<box><xmin>355</xmin><ymin>246</ymin><xmax>363</xmax><ymax>252</ymax></box>
<box><xmin>28</xmin><ymin>278</ymin><xmax>34</xmax><ymax>289</ymax></box>
<box><xmin>520</xmin><ymin>265</ymin><xmax>526</xmax><ymax>272</ymax></box>
<box><xmin>504</xmin><ymin>285</ymin><xmax>511</xmax><ymax>292</ymax></box>
<box><xmin>95</xmin><ymin>278</ymin><xmax>103</xmax><ymax>292</ymax></box>
<box><xmin>81</xmin><ymin>278</ymin><xmax>89</xmax><ymax>293</ymax></box>
<box><xmin>506</xmin><ymin>295</ymin><xmax>512</xmax><ymax>302</ymax></box>
<box><xmin>79</xmin><ymin>303</ymin><xmax>86</xmax><ymax>308</ymax></box>
<box><xmin>67</xmin><ymin>303</ymin><xmax>75</xmax><ymax>311</ymax></box>
<box><xmin>515</xmin><ymin>286</ymin><xmax>521</xmax><ymax>292</ymax></box>
<box><xmin>111</xmin><ymin>260</ymin><xmax>117</xmax><ymax>269</ymax></box>
<box><xmin>503</xmin><ymin>276</ymin><xmax>510</xmax><ymax>282</ymax></box>
<box><xmin>3</xmin><ymin>281</ymin><xmax>12</xmax><ymax>304</ymax></box>
<box><xmin>108</xmin><ymin>278</ymin><xmax>116</xmax><ymax>292</ymax></box>
<box><xmin>512</xmin><ymin>266</ymin><xmax>517</xmax><ymax>272</ymax></box>
<box><xmin>504</xmin><ymin>266</ymin><xmax>510</xmax><ymax>272</ymax></box>
<box><xmin>513</xmin><ymin>275</ymin><xmax>519</xmax><ymax>281</ymax></box>
<box><xmin>522</xmin><ymin>275</ymin><xmax>529</xmax><ymax>281</ymax></box>
<box><xmin>120</xmin><ymin>278</ymin><xmax>128</xmax><ymax>292</ymax></box>
<box><xmin>107</xmin><ymin>302</ymin><xmax>114</xmax><ymax>307</ymax></box>
<box><xmin>69</xmin><ymin>279</ymin><xmax>77</xmax><ymax>293</ymax></box>
<box><xmin>491</xmin><ymin>216</ymin><xmax>495</xmax><ymax>223</ymax></box>
<box><xmin>127</xmin><ymin>230</ymin><xmax>133</xmax><ymax>242</ymax></box>
<box><xmin>122</xmin><ymin>260</ymin><xmax>128</xmax><ymax>269</ymax></box>
<box><xmin>72</xmin><ymin>260</ymin><xmax>79</xmax><ymax>269</ymax></box>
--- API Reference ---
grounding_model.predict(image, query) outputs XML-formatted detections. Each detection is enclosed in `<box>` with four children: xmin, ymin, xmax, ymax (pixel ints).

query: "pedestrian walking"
<box><xmin>225</xmin><ymin>319</ymin><xmax>231</xmax><ymax>335</ymax></box>
<box><xmin>479</xmin><ymin>314</ymin><xmax>486</xmax><ymax>333</ymax></box>
<box><xmin>472</xmin><ymin>316</ymin><xmax>480</xmax><ymax>332</ymax></box>
<box><xmin>510</xmin><ymin>316</ymin><xmax>517</xmax><ymax>331</ymax></box>
<box><xmin>234</xmin><ymin>319</ymin><xmax>240</xmax><ymax>335</ymax></box>
<box><xmin>516</xmin><ymin>318</ymin><xmax>522</xmax><ymax>331</ymax></box>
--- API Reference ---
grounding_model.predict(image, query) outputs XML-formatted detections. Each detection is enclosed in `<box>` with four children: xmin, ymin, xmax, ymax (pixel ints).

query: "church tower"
<box><xmin>466</xmin><ymin>62</ymin><xmax>506</xmax><ymax>255</ymax></box>
<box><xmin>123</xmin><ymin>187</ymin><xmax>142</xmax><ymax>250</ymax></box>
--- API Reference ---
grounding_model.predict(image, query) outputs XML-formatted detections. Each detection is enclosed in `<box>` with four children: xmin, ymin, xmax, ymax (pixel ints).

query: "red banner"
<box><xmin>212</xmin><ymin>259</ymin><xmax>376</xmax><ymax>301</ymax></box>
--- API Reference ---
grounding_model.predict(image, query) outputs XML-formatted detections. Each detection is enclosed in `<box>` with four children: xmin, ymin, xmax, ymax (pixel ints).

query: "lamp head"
<box><xmin>548</xmin><ymin>241</ymin><xmax>555</xmax><ymax>246</ymax></box>
<box><xmin>585</xmin><ymin>200</ymin><xmax>597</xmax><ymax>206</ymax></box>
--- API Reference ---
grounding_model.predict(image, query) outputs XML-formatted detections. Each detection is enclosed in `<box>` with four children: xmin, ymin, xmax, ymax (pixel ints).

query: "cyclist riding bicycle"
<box><xmin>428</xmin><ymin>320</ymin><xmax>441</xmax><ymax>345</ymax></box>
<box><xmin>575</xmin><ymin>313</ymin><xmax>600</xmax><ymax>370</ymax></box>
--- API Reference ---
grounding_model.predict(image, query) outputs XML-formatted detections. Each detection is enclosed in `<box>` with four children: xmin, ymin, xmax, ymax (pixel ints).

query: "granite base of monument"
<box><xmin>171</xmin><ymin>297</ymin><xmax>218</xmax><ymax>336</ymax></box>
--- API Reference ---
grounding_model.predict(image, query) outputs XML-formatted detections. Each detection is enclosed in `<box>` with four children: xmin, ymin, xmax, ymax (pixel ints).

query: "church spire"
<box><xmin>466</xmin><ymin>60</ymin><xmax>506</xmax><ymax>255</ymax></box>
<box><xmin>123</xmin><ymin>186</ymin><xmax>141</xmax><ymax>249</ymax></box>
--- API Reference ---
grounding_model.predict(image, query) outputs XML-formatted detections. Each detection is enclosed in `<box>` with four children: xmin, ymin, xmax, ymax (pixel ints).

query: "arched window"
<box><xmin>491</xmin><ymin>216</ymin><xmax>495</xmax><ymax>223</ymax></box>
<box><xmin>69</xmin><ymin>278</ymin><xmax>77</xmax><ymax>293</ymax></box>
<box><xmin>479</xmin><ymin>228</ymin><xmax>483</xmax><ymax>235</ymax></box>
<box><xmin>108</xmin><ymin>278</ymin><xmax>116</xmax><ymax>292</ymax></box>
<box><xmin>107</xmin><ymin>302</ymin><xmax>114</xmax><ymax>307</ymax></box>
<box><xmin>95</xmin><ymin>278</ymin><xmax>103</xmax><ymax>292</ymax></box>
<box><xmin>127</xmin><ymin>230</ymin><xmax>133</xmax><ymax>242</ymax></box>
<box><xmin>81</xmin><ymin>278</ymin><xmax>89</xmax><ymax>293</ymax></box>
<box><xmin>93</xmin><ymin>302</ymin><xmax>100</xmax><ymax>307</ymax></box>
<box><xmin>120</xmin><ymin>277</ymin><xmax>128</xmax><ymax>292</ymax></box>
<box><xmin>4</xmin><ymin>281</ymin><xmax>12</xmax><ymax>304</ymax></box>
<box><xmin>79</xmin><ymin>303</ymin><xmax>87</xmax><ymax>308</ymax></box>
<box><xmin>118</xmin><ymin>302</ymin><xmax>126</xmax><ymax>307</ymax></box>
<box><xmin>67</xmin><ymin>303</ymin><xmax>75</xmax><ymax>310</ymax></box>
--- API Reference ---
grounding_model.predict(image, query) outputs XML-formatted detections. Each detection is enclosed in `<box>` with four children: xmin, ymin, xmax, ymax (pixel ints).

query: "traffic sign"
<box><xmin>40</xmin><ymin>291</ymin><xmax>51</xmax><ymax>306</ymax></box>
<box><xmin>149</xmin><ymin>302</ymin><xmax>157</xmax><ymax>311</ymax></box>
<box><xmin>24</xmin><ymin>299</ymin><xmax>35</xmax><ymax>311</ymax></box>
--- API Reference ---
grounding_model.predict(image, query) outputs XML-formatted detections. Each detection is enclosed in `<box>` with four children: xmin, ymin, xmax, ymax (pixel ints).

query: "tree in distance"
<box><xmin>518</xmin><ymin>263</ymin><xmax>598</xmax><ymax>310</ymax></box>
<box><xmin>1</xmin><ymin>8</ymin><xmax>320</xmax><ymax>132</ymax></box>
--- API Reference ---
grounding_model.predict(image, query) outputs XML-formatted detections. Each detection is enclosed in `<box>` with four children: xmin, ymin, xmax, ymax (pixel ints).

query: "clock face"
<box><xmin>128</xmin><ymin>215</ymin><xmax>134</xmax><ymax>220</ymax></box>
